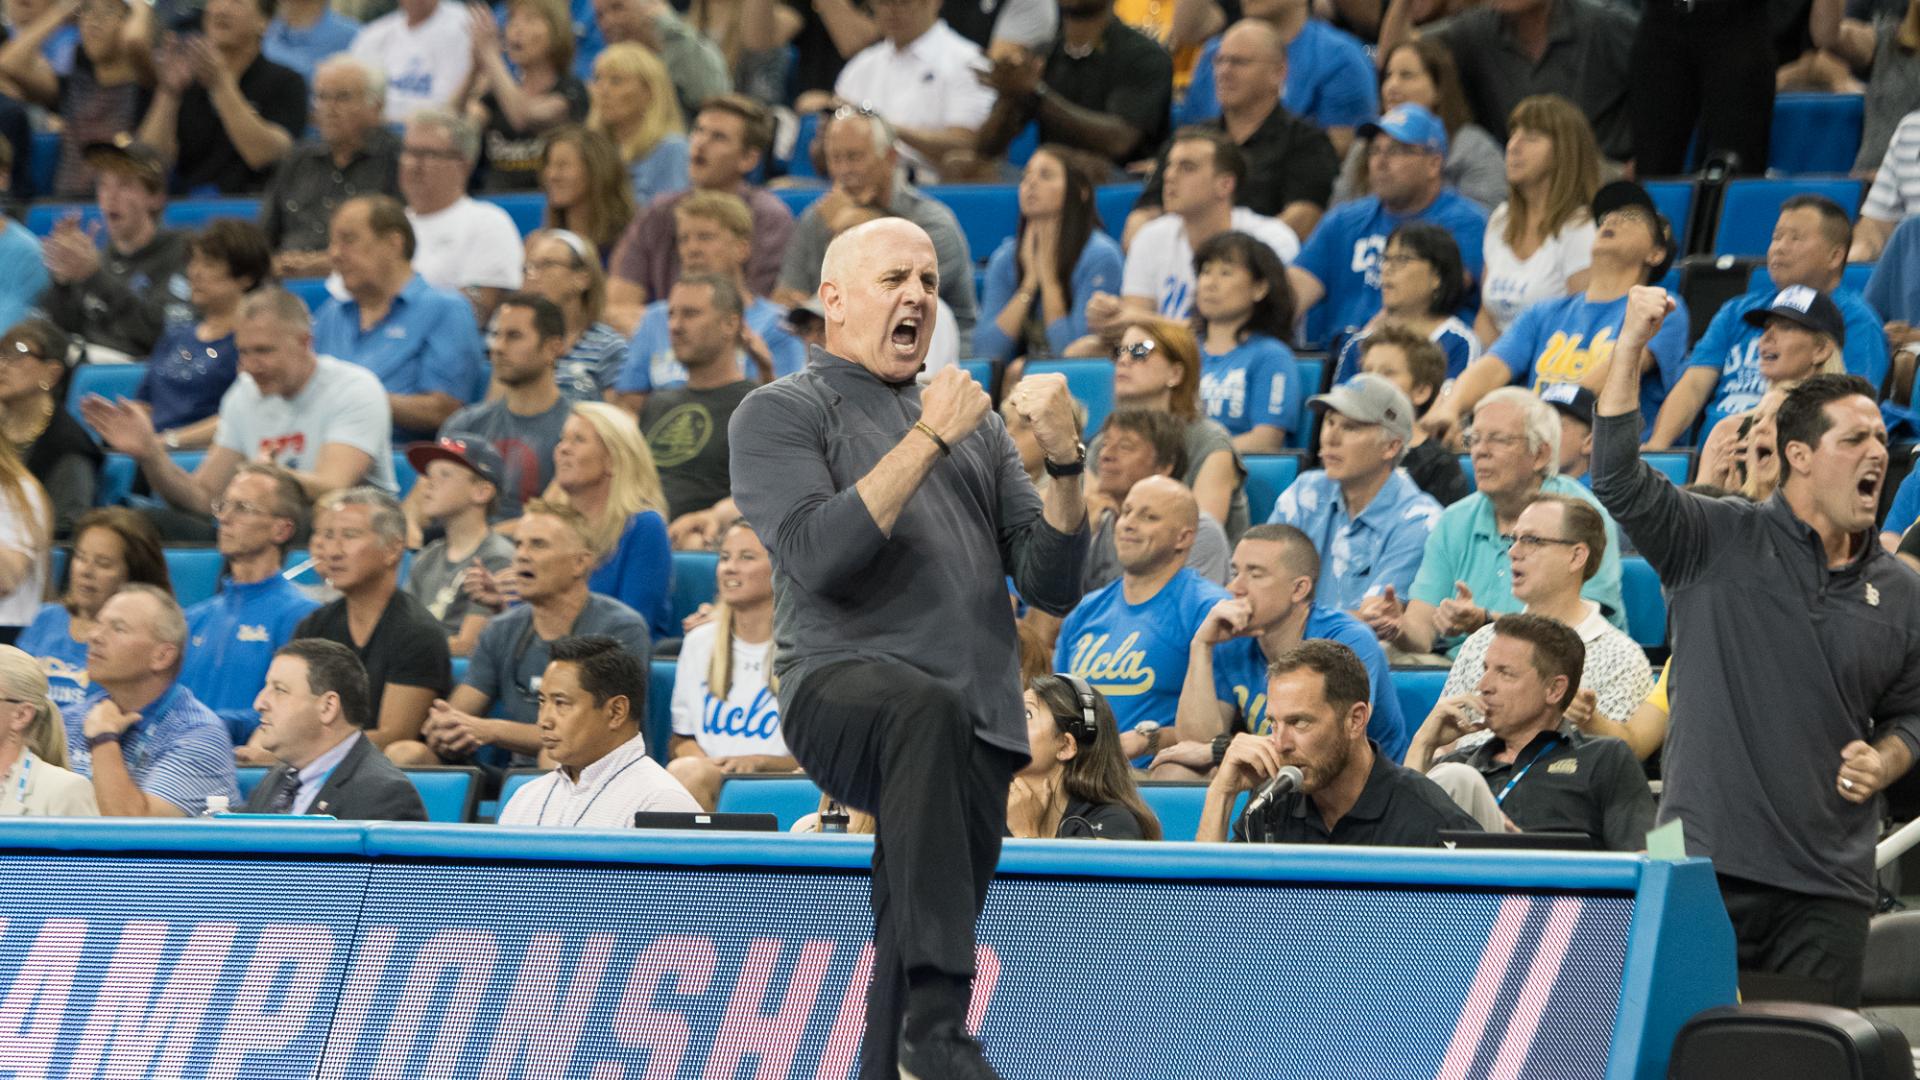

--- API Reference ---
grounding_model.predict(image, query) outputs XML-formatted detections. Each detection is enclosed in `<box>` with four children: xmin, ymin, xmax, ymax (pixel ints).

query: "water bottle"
<box><xmin>203</xmin><ymin>794</ymin><xmax>230</xmax><ymax>818</ymax></box>
<box><xmin>821</xmin><ymin>801</ymin><xmax>850</xmax><ymax>834</ymax></box>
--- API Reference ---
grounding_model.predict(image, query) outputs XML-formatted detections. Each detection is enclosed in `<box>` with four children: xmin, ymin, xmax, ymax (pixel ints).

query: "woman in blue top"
<box><xmin>1192</xmin><ymin>230</ymin><xmax>1301</xmax><ymax>453</ymax></box>
<box><xmin>976</xmin><ymin>146</ymin><xmax>1123</xmax><ymax>371</ymax></box>
<box><xmin>543</xmin><ymin>401</ymin><xmax>673</xmax><ymax>637</ymax></box>
<box><xmin>587</xmin><ymin>43</ymin><xmax>689</xmax><ymax>211</ymax></box>
<box><xmin>16</xmin><ymin>507</ymin><xmax>170</xmax><ymax>711</ymax></box>
<box><xmin>135</xmin><ymin>220</ymin><xmax>271</xmax><ymax>451</ymax></box>
<box><xmin>1331</xmin><ymin>221</ymin><xmax>1480</xmax><ymax>387</ymax></box>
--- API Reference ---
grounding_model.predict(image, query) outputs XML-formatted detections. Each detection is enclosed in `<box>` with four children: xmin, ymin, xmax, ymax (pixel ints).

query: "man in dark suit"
<box><xmin>242</xmin><ymin>639</ymin><xmax>427</xmax><ymax>821</ymax></box>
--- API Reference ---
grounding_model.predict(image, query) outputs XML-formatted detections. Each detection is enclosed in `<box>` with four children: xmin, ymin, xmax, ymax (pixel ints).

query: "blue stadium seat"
<box><xmin>164</xmin><ymin>547</ymin><xmax>225</xmax><ymax>606</ymax></box>
<box><xmin>236</xmin><ymin>766</ymin><xmax>267</xmax><ymax>800</ymax></box>
<box><xmin>1094</xmin><ymin>182</ymin><xmax>1143</xmax><ymax>240</ymax></box>
<box><xmin>451</xmin><ymin>655</ymin><xmax>469</xmax><ymax>686</ymax></box>
<box><xmin>483</xmin><ymin>191</ymin><xmax>546</xmax><ymax>236</ymax></box>
<box><xmin>959</xmin><ymin>359</ymin><xmax>992</xmax><ymax>389</ymax></box>
<box><xmin>1770</xmin><ymin>93</ymin><xmax>1865</xmax><ymax>175</ymax></box>
<box><xmin>1620</xmin><ymin>555</ymin><xmax>1667</xmax><ymax>649</ymax></box>
<box><xmin>785</xmin><ymin>110</ymin><xmax>820</xmax><ymax>179</ymax></box>
<box><xmin>1748</xmin><ymin>262</ymin><xmax>1877</xmax><ymax>294</ymax></box>
<box><xmin>284</xmin><ymin>277</ymin><xmax>333</xmax><ymax>312</ymax></box>
<box><xmin>715</xmin><ymin>775</ymin><xmax>823</xmax><ymax>828</ymax></box>
<box><xmin>494</xmin><ymin>768</ymin><xmax>544</xmax><ymax>818</ymax></box>
<box><xmin>1393</xmin><ymin>667</ymin><xmax>1449</xmax><ymax>727</ymax></box>
<box><xmin>1643</xmin><ymin>451</ymin><xmax>1695</xmax><ymax>486</ymax></box>
<box><xmin>774</xmin><ymin>186</ymin><xmax>825</xmax><ymax>220</ymax></box>
<box><xmin>25</xmin><ymin>202</ymin><xmax>93</xmax><ymax>236</ymax></box>
<box><xmin>163</xmin><ymin>198</ymin><xmax>259</xmax><ymax>229</ymax></box>
<box><xmin>403</xmin><ymin>766</ymin><xmax>480</xmax><ymax>823</ymax></box>
<box><xmin>1007</xmin><ymin>121</ymin><xmax>1040</xmax><ymax>167</ymax></box>
<box><xmin>1137</xmin><ymin>782</ymin><xmax>1248</xmax><ymax>842</ymax></box>
<box><xmin>1456</xmin><ymin>453</ymin><xmax>1475</xmax><ymax>492</ymax></box>
<box><xmin>28</xmin><ymin>131</ymin><xmax>58</xmax><ymax>198</ymax></box>
<box><xmin>66</xmin><ymin>363</ymin><xmax>148</xmax><ymax>428</ymax></box>
<box><xmin>1289</xmin><ymin>356</ymin><xmax>1325</xmax><ymax>444</ymax></box>
<box><xmin>923</xmin><ymin>185</ymin><xmax>1020</xmax><ymax>264</ymax></box>
<box><xmin>1714</xmin><ymin>178</ymin><xmax>1863</xmax><ymax>257</ymax></box>
<box><xmin>1644</xmin><ymin>181</ymin><xmax>1694</xmax><ymax>245</ymax></box>
<box><xmin>50</xmin><ymin>548</ymin><xmax>65</xmax><ymax>586</ymax></box>
<box><xmin>393</xmin><ymin>453</ymin><xmax>417</xmax><ymax>497</ymax></box>
<box><xmin>647</xmin><ymin>659</ymin><xmax>675</xmax><ymax>763</ymax></box>
<box><xmin>97</xmin><ymin>451</ymin><xmax>207</xmax><ymax>506</ymax></box>
<box><xmin>1242</xmin><ymin>453</ymin><xmax>1302</xmax><ymax>523</ymax></box>
<box><xmin>1024</xmin><ymin>357</ymin><xmax>1115</xmax><ymax>432</ymax></box>
<box><xmin>670</xmin><ymin>551</ymin><xmax>719</xmax><ymax>630</ymax></box>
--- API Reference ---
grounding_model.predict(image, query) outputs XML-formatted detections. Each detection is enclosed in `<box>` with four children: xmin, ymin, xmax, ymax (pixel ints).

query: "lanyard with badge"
<box><xmin>1494</xmin><ymin>736</ymin><xmax>1564</xmax><ymax>807</ymax></box>
<box><xmin>8</xmin><ymin>752</ymin><xmax>29</xmax><ymax>813</ymax></box>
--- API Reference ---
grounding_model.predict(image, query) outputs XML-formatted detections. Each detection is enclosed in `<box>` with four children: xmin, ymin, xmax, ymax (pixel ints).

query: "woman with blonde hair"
<box><xmin>0</xmin><ymin>434</ymin><xmax>49</xmax><ymax>645</ymax></box>
<box><xmin>587</xmin><ymin>43</ymin><xmax>689</xmax><ymax>208</ymax></box>
<box><xmin>0</xmin><ymin>644</ymin><xmax>98</xmax><ymax>816</ymax></box>
<box><xmin>543</xmin><ymin>401</ymin><xmax>673</xmax><ymax>635</ymax></box>
<box><xmin>522</xmin><ymin>229</ymin><xmax>630</xmax><ymax>401</ymax></box>
<box><xmin>1476</xmin><ymin>94</ymin><xmax>1602</xmax><ymax>343</ymax></box>
<box><xmin>538</xmin><ymin>126</ymin><xmax>636</xmax><ymax>260</ymax></box>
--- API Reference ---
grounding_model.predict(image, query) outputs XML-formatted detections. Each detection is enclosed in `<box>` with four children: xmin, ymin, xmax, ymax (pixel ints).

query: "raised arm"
<box><xmin>996</xmin><ymin>374</ymin><xmax>1089</xmax><ymax>615</ymax></box>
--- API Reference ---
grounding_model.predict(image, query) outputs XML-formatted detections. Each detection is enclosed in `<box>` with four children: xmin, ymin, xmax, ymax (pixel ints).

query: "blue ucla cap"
<box><xmin>1358</xmin><ymin>104</ymin><xmax>1449</xmax><ymax>157</ymax></box>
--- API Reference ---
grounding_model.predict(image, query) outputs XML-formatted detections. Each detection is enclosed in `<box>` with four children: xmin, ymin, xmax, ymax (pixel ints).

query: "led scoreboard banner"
<box><xmin>0</xmin><ymin>819</ymin><xmax>1735</xmax><ymax>1079</ymax></box>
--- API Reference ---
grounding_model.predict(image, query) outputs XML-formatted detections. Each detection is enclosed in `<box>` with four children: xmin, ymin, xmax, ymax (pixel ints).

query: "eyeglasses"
<box><xmin>312</xmin><ymin>90</ymin><xmax>365</xmax><ymax>106</ymax></box>
<box><xmin>1112</xmin><ymin>340</ymin><xmax>1158</xmax><ymax>365</ymax></box>
<box><xmin>831</xmin><ymin>102</ymin><xmax>879</xmax><ymax>122</ymax></box>
<box><xmin>211</xmin><ymin>499</ymin><xmax>276</xmax><ymax>519</ymax></box>
<box><xmin>525</xmin><ymin>257</ymin><xmax>580</xmax><ymax>274</ymax></box>
<box><xmin>400</xmin><ymin>146</ymin><xmax>465</xmax><ymax>161</ymax></box>
<box><xmin>1368</xmin><ymin>140</ymin><xmax>1426</xmax><ymax>159</ymax></box>
<box><xmin>1501</xmin><ymin>533</ymin><xmax>1582</xmax><ymax>553</ymax></box>
<box><xmin>1461</xmin><ymin>430</ymin><xmax>1527</xmax><ymax>452</ymax></box>
<box><xmin>1379</xmin><ymin>253</ymin><xmax>1426</xmax><ymax>268</ymax></box>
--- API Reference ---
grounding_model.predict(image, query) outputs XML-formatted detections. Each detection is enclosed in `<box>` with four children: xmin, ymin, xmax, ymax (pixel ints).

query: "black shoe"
<box><xmin>898</xmin><ymin>1025</ymin><xmax>1003</xmax><ymax>1080</ymax></box>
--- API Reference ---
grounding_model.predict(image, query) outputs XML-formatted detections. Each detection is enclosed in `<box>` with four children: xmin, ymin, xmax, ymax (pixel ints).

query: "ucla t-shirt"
<box><xmin>1490</xmin><ymin>292</ymin><xmax>1691</xmax><ymax>433</ymax></box>
<box><xmin>1201</xmin><ymin>334</ymin><xmax>1304</xmax><ymax>438</ymax></box>
<box><xmin>1294</xmin><ymin>190</ymin><xmax>1488</xmax><ymax>346</ymax></box>
<box><xmin>1054</xmin><ymin>569</ymin><xmax>1231</xmax><ymax>734</ymax></box>
<box><xmin>17</xmin><ymin>604</ymin><xmax>90</xmax><ymax>711</ymax></box>
<box><xmin>1209</xmin><ymin>606</ymin><xmax>1409</xmax><ymax>761</ymax></box>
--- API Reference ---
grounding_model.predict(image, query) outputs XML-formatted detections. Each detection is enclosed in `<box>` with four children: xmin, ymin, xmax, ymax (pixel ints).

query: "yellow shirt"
<box><xmin>1114</xmin><ymin>0</ymin><xmax>1200</xmax><ymax>90</ymax></box>
<box><xmin>1647</xmin><ymin>659</ymin><xmax>1670</xmax><ymax>713</ymax></box>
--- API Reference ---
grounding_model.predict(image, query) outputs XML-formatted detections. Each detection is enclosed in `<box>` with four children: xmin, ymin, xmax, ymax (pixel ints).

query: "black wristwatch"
<box><xmin>87</xmin><ymin>731</ymin><xmax>123</xmax><ymax>751</ymax></box>
<box><xmin>1044</xmin><ymin>441</ymin><xmax>1087</xmax><ymax>478</ymax></box>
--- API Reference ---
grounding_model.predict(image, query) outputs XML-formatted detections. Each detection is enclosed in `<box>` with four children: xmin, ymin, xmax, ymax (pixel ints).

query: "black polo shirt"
<box><xmin>173</xmin><ymin>51</ymin><xmax>309</xmax><ymax>194</ymax></box>
<box><xmin>1041</xmin><ymin>18</ymin><xmax>1173</xmax><ymax>163</ymax></box>
<box><xmin>1438</xmin><ymin>723</ymin><xmax>1655</xmax><ymax>852</ymax></box>
<box><xmin>1427</xmin><ymin>0</ymin><xmax>1634</xmax><ymax>160</ymax></box>
<box><xmin>1233</xmin><ymin>740</ymin><xmax>1481</xmax><ymax>846</ymax></box>
<box><xmin>260</xmin><ymin>127</ymin><xmax>401</xmax><ymax>253</ymax></box>
<box><xmin>1137</xmin><ymin>104</ymin><xmax>1340</xmax><ymax>217</ymax></box>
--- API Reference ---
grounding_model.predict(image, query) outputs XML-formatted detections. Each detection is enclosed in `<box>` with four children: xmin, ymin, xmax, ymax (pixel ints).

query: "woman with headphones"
<box><xmin>1008</xmin><ymin>674</ymin><xmax>1163</xmax><ymax>840</ymax></box>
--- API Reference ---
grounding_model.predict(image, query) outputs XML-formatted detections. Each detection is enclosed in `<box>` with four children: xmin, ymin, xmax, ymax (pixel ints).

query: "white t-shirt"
<box><xmin>670</xmin><ymin>622</ymin><xmax>787</xmax><ymax>759</ymax></box>
<box><xmin>214</xmin><ymin>354</ymin><xmax>398</xmax><ymax>492</ymax></box>
<box><xmin>497</xmin><ymin>735</ymin><xmax>701</xmax><ymax>826</ymax></box>
<box><xmin>1123</xmin><ymin>207</ymin><xmax>1300</xmax><ymax>319</ymax></box>
<box><xmin>833</xmin><ymin>21</ymin><xmax>996</xmax><ymax>181</ymax></box>
<box><xmin>0</xmin><ymin>483</ymin><xmax>48</xmax><ymax>628</ymax></box>
<box><xmin>350</xmin><ymin>0</ymin><xmax>473</xmax><ymax>121</ymax></box>
<box><xmin>1479</xmin><ymin>205</ymin><xmax>1597</xmax><ymax>337</ymax></box>
<box><xmin>409</xmin><ymin>197</ymin><xmax>526</xmax><ymax>294</ymax></box>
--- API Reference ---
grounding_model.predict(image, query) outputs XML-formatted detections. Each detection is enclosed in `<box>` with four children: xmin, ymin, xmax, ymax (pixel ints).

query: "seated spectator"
<box><xmin>1867</xmin><ymin>214</ymin><xmax>1920</xmax><ymax>337</ymax></box>
<box><xmin>1331</xmin><ymin>40</ymin><xmax>1504</xmax><ymax>211</ymax></box>
<box><xmin>1407</xmin><ymin>613</ymin><xmax>1653</xmax><ymax>851</ymax></box>
<box><xmin>84</xmin><ymin>287</ymin><xmax>395</xmax><ymax>541</ymax></box>
<box><xmin>1008</xmin><ymin>674</ymin><xmax>1163</xmax><ymax>839</ymax></box>
<box><xmin>1859</xmin><ymin>108</ymin><xmax>1920</xmax><ymax>261</ymax></box>
<box><xmin>0</xmin><ymin>319</ymin><xmax>99</xmax><ymax>535</ymax></box>
<box><xmin>1354</xmin><ymin>326</ymin><xmax>1471</xmax><ymax>505</ymax></box>
<box><xmin>312</xmin><ymin>195</ymin><xmax>486</xmax><ymax>442</ymax></box>
<box><xmin>1169</xmin><ymin>524</ymin><xmax>1407</xmax><ymax>781</ymax></box>
<box><xmin>1697</xmin><ymin>383</ymin><xmax>1794</xmax><ymax>502</ymax></box>
<box><xmin>242</xmin><ymin>639</ymin><xmax>428</xmax><ymax>819</ymax></box>
<box><xmin>39</xmin><ymin>139</ymin><xmax>191</xmax><ymax>363</ymax></box>
<box><xmin>135</xmin><ymin>0</ymin><xmax>306</xmax><ymax>194</ymax></box>
<box><xmin>1177</xmin><ymin>1</ymin><xmax>1376</xmax><ymax>160</ymax></box>
<box><xmin>517</xmin><ymin>232</ymin><xmax>627</xmax><ymax>405</ymax></box>
<box><xmin>587</xmin><ymin>43</ymin><xmax>690</xmax><ymax>210</ymax></box>
<box><xmin>0</xmin><ymin>0</ymin><xmax>152</xmax><ymax>200</ymax></box>
<box><xmin>975</xmin><ymin>145</ymin><xmax>1124</xmax><ymax>366</ymax></box>
<box><xmin>1663</xmin><ymin>198</ymin><xmax>1887</xmax><ymax>446</ymax></box>
<box><xmin>591</xmin><ymin>0</ymin><xmax>730</xmax><ymax>122</ymax></box>
<box><xmin>289</xmin><ymin>488</ymin><xmax>451</xmax><ymax>756</ymax></box>
<box><xmin>134</xmin><ymin>220</ymin><xmax>272</xmax><ymax>453</ymax></box>
<box><xmin>1701</xmin><ymin>292</ymin><xmax>1852</xmax><ymax>453</ymax></box>
<box><xmin>0</xmin><ymin>435</ymin><xmax>49</xmax><ymax>643</ymax></box>
<box><xmin>1475</xmin><ymin>94</ymin><xmax>1599</xmax><ymax>344</ymax></box>
<box><xmin>666</xmin><ymin>520</ymin><xmax>797</xmax><ymax>809</ymax></box>
<box><xmin>19</xmin><ymin>507</ymin><xmax>169</xmax><ymax>709</ymax></box>
<box><xmin>1429</xmin><ymin>181</ymin><xmax>1686</xmax><ymax>444</ymax></box>
<box><xmin>61</xmin><ymin>585</ymin><xmax>239</xmax><ymax>816</ymax></box>
<box><xmin>539</xmin><ymin>402</ymin><xmax>673</xmax><ymax>636</ymax></box>
<box><xmin>771</xmin><ymin>109</ymin><xmax>977</xmax><ymax>348</ymax></box>
<box><xmin>684</xmin><ymin>0</ymin><xmax>801</xmax><ymax>104</ymax></box>
<box><xmin>1192</xmin><ymin>231</ymin><xmax>1301</xmax><ymax>451</ymax></box>
<box><xmin>0</xmin><ymin>153</ymin><xmax>45</xmax><ymax>331</ymax></box>
<box><xmin>398</xmin><ymin>110</ymin><xmax>525</xmax><ymax>325</ymax></box>
<box><xmin>1328</xmin><ymin>221</ymin><xmax>1478</xmax><ymax>386</ymax></box>
<box><xmin>1376</xmin><ymin>0</ymin><xmax>1635</xmax><ymax>162</ymax></box>
<box><xmin>605</xmin><ymin>94</ymin><xmax>788</xmax><ymax>329</ymax></box>
<box><xmin>1540</xmin><ymin>383</ymin><xmax>1594</xmax><ymax>481</ymax></box>
<box><xmin>830</xmin><ymin>0</ymin><xmax>995</xmax><ymax>182</ymax></box>
<box><xmin>1085</xmin><ymin>410</ymin><xmax>1231</xmax><ymax>590</ymax></box>
<box><xmin>350</xmin><ymin>0</ymin><xmax>475</xmax><ymax>122</ymax></box>
<box><xmin>1055</xmin><ymin>475</ymin><xmax>1232</xmax><ymax>764</ymax></box>
<box><xmin>1268</xmin><ymin>374</ymin><xmax>1440</xmax><ymax>611</ymax></box>
<box><xmin>460</xmin><ymin>0</ymin><xmax>587</xmax><ymax>191</ymax></box>
<box><xmin>1809</xmin><ymin>0</ymin><xmax>1920</xmax><ymax>177</ymax></box>
<box><xmin>635</xmin><ymin>275</ymin><xmax>758</xmax><ymax>525</ymax></box>
<box><xmin>496</xmin><ymin>634</ymin><xmax>700</xmax><ymax>824</ymax></box>
<box><xmin>0</xmin><ymin>644</ymin><xmax>99</xmax><ymax>816</ymax></box>
<box><xmin>1196</xmin><ymin>639</ymin><xmax>1478</xmax><ymax>842</ymax></box>
<box><xmin>263</xmin><ymin>0</ymin><xmax>359</xmax><ymax>83</ymax></box>
<box><xmin>394</xmin><ymin>500</ymin><xmax>652</xmax><ymax>765</ymax></box>
<box><xmin>1289</xmin><ymin>105</ymin><xmax>1488</xmax><ymax>349</ymax></box>
<box><xmin>615</xmin><ymin>194</ymin><xmax>806</xmax><ymax>402</ymax></box>
<box><xmin>442</xmin><ymin>292</ymin><xmax>573</xmax><ymax>520</ymax></box>
<box><xmin>537</xmin><ymin>126</ymin><xmax>635</xmax><ymax>263</ymax></box>
<box><xmin>1433</xmin><ymin>495</ymin><xmax>1650</xmax><ymax>738</ymax></box>
<box><xmin>403</xmin><ymin>437</ymin><xmax>514</xmax><ymax>655</ymax></box>
<box><xmin>1358</xmin><ymin>387</ymin><xmax>1624</xmax><ymax>657</ymax></box>
<box><xmin>182</xmin><ymin>465</ymin><xmax>319</xmax><ymax>747</ymax></box>
<box><xmin>975</xmin><ymin>0</ymin><xmax>1172</xmax><ymax>169</ymax></box>
<box><xmin>261</xmin><ymin>55</ymin><xmax>399</xmax><ymax>280</ymax></box>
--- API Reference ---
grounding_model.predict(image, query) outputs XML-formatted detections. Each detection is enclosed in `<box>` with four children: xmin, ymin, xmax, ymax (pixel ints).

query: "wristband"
<box><xmin>87</xmin><ymin>731</ymin><xmax>122</xmax><ymax>751</ymax></box>
<box><xmin>1210</xmin><ymin>733</ymin><xmax>1231</xmax><ymax>768</ymax></box>
<box><xmin>913</xmin><ymin>421</ymin><xmax>951</xmax><ymax>457</ymax></box>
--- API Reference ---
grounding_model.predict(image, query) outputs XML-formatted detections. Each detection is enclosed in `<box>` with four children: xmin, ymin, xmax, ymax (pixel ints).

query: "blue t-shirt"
<box><xmin>180</xmin><ymin>574</ymin><xmax>322</xmax><ymax>744</ymax></box>
<box><xmin>1175</xmin><ymin>19</ymin><xmax>1378</xmax><ymax>132</ymax></box>
<box><xmin>1690</xmin><ymin>286</ymin><xmax>1891</xmax><ymax>436</ymax></box>
<box><xmin>1209</xmin><ymin>606</ymin><xmax>1408</xmax><ymax>761</ymax></box>
<box><xmin>0</xmin><ymin>220</ymin><xmax>47</xmax><ymax>334</ymax></box>
<box><xmin>310</xmin><ymin>274</ymin><xmax>486</xmax><ymax>438</ymax></box>
<box><xmin>974</xmin><ymin>231</ymin><xmax>1125</xmax><ymax>362</ymax></box>
<box><xmin>1885</xmin><ymin>469</ymin><xmax>1920</xmax><ymax>539</ymax></box>
<box><xmin>137</xmin><ymin>323</ymin><xmax>238</xmax><ymax>433</ymax></box>
<box><xmin>1490</xmin><ymin>292</ymin><xmax>1693</xmax><ymax>435</ymax></box>
<box><xmin>614</xmin><ymin>297</ymin><xmax>807</xmax><ymax>393</ymax></box>
<box><xmin>590</xmin><ymin>510</ymin><xmax>673</xmax><ymax>639</ymax></box>
<box><xmin>628</xmin><ymin>135</ymin><xmax>690</xmax><ymax>209</ymax></box>
<box><xmin>17</xmin><ymin>603</ymin><xmax>90</xmax><ymax>711</ymax></box>
<box><xmin>1331</xmin><ymin>317</ymin><xmax>1480</xmax><ymax>385</ymax></box>
<box><xmin>1200</xmin><ymin>334</ymin><xmax>1303</xmax><ymax>438</ymax></box>
<box><xmin>263</xmin><ymin>8</ymin><xmax>360</xmax><ymax>82</ymax></box>
<box><xmin>1294</xmin><ymin>190</ymin><xmax>1489</xmax><ymax>348</ymax></box>
<box><xmin>1054</xmin><ymin>569</ymin><xmax>1231</xmax><ymax>735</ymax></box>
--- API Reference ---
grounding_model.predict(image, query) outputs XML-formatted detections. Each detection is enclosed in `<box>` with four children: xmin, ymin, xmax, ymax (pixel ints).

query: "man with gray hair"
<box><xmin>1355</xmin><ymin>386</ymin><xmax>1626</xmax><ymax>659</ymax></box>
<box><xmin>262</xmin><ymin>55</ymin><xmax>400</xmax><ymax>279</ymax></box>
<box><xmin>1266</xmin><ymin>373</ymin><xmax>1440</xmax><ymax>614</ymax></box>
<box><xmin>82</xmin><ymin>286</ymin><xmax>396</xmax><ymax>541</ymax></box>
<box><xmin>400</xmin><ymin>108</ymin><xmax>524</xmax><ymax>325</ymax></box>
<box><xmin>293</xmin><ymin>487</ymin><xmax>452</xmax><ymax>756</ymax></box>
<box><xmin>62</xmin><ymin>585</ymin><xmax>239</xmax><ymax>816</ymax></box>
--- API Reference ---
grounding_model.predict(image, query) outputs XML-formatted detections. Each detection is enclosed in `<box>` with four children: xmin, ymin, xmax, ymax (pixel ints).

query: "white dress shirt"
<box><xmin>833</xmin><ymin>20</ymin><xmax>997</xmax><ymax>181</ymax></box>
<box><xmin>497</xmin><ymin>736</ymin><xmax>700</xmax><ymax>827</ymax></box>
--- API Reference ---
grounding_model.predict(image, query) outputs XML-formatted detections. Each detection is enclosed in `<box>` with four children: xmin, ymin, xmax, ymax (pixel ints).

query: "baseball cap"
<box><xmin>1310</xmin><ymin>373</ymin><xmax>1415</xmax><ymax>447</ymax></box>
<box><xmin>1591</xmin><ymin>179</ymin><xmax>1676</xmax><ymax>281</ymax></box>
<box><xmin>406</xmin><ymin>435</ymin><xmax>504</xmax><ymax>489</ymax></box>
<box><xmin>1538</xmin><ymin>382</ymin><xmax>1596</xmax><ymax>428</ymax></box>
<box><xmin>82</xmin><ymin>134</ymin><xmax>166</xmax><ymax>193</ymax></box>
<box><xmin>1357</xmin><ymin>104</ymin><xmax>1449</xmax><ymax>157</ymax></box>
<box><xmin>1741</xmin><ymin>284</ymin><xmax>1847</xmax><ymax>345</ymax></box>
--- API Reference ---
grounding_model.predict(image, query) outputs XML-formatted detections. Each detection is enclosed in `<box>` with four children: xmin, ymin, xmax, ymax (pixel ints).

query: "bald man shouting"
<box><xmin>730</xmin><ymin>218</ymin><xmax>1089</xmax><ymax>1080</ymax></box>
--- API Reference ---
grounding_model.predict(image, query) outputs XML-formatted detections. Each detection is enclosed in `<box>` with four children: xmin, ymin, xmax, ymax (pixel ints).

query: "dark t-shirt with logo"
<box><xmin>642</xmin><ymin>380</ymin><xmax>753</xmax><ymax>520</ymax></box>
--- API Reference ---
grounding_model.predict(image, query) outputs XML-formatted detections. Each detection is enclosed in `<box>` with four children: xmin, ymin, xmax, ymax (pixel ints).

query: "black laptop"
<box><xmin>633</xmin><ymin>811</ymin><xmax>780</xmax><ymax>832</ymax></box>
<box><xmin>1439</xmin><ymin>830</ymin><xmax>1598</xmax><ymax>851</ymax></box>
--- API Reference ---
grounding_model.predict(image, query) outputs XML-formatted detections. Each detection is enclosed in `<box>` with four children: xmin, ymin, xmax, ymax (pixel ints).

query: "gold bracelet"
<box><xmin>913</xmin><ymin>421</ymin><xmax>951</xmax><ymax>457</ymax></box>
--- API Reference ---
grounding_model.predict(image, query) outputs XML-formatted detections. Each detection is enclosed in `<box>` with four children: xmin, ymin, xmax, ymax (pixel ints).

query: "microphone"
<box><xmin>1244</xmin><ymin>765</ymin><xmax>1304</xmax><ymax>818</ymax></box>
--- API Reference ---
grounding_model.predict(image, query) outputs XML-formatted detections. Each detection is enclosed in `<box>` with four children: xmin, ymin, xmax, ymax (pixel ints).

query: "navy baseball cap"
<box><xmin>1358</xmin><ymin>104</ymin><xmax>1449</xmax><ymax>157</ymax></box>
<box><xmin>1741</xmin><ymin>284</ymin><xmax>1847</xmax><ymax>346</ymax></box>
<box><xmin>407</xmin><ymin>436</ymin><xmax>504</xmax><ymax>488</ymax></box>
<box><xmin>1591</xmin><ymin>180</ymin><xmax>1677</xmax><ymax>281</ymax></box>
<box><xmin>1539</xmin><ymin>382</ymin><xmax>1596</xmax><ymax>428</ymax></box>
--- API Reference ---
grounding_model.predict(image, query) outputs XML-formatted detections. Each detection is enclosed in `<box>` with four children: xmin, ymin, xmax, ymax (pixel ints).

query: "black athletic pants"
<box><xmin>1629</xmin><ymin>0</ymin><xmax>1776</xmax><ymax>177</ymax></box>
<box><xmin>1719</xmin><ymin>873</ymin><xmax>1872</xmax><ymax>1007</ymax></box>
<box><xmin>783</xmin><ymin>659</ymin><xmax>1023</xmax><ymax>1077</ymax></box>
